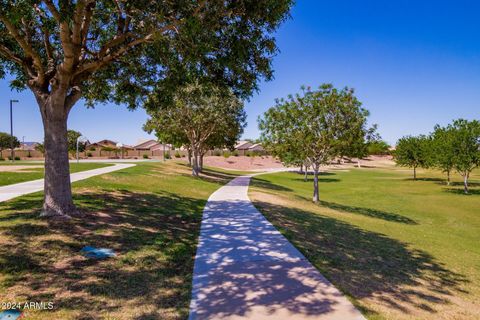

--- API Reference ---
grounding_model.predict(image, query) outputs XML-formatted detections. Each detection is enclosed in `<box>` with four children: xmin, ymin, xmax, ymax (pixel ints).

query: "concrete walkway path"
<box><xmin>0</xmin><ymin>163</ymin><xmax>135</xmax><ymax>202</ymax></box>
<box><xmin>189</xmin><ymin>176</ymin><xmax>365</xmax><ymax>320</ymax></box>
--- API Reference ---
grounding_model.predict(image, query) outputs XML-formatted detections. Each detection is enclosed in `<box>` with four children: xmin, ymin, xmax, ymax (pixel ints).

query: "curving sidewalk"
<box><xmin>189</xmin><ymin>175</ymin><xmax>365</xmax><ymax>320</ymax></box>
<box><xmin>0</xmin><ymin>163</ymin><xmax>135</xmax><ymax>202</ymax></box>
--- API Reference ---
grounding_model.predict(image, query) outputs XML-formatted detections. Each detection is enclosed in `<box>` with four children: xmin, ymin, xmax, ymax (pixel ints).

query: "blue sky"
<box><xmin>1</xmin><ymin>0</ymin><xmax>479</xmax><ymax>145</ymax></box>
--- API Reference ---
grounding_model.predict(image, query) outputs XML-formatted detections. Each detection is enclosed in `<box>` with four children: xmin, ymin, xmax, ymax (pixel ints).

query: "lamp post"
<box><xmin>76</xmin><ymin>136</ymin><xmax>88</xmax><ymax>163</ymax></box>
<box><xmin>10</xmin><ymin>99</ymin><xmax>19</xmax><ymax>162</ymax></box>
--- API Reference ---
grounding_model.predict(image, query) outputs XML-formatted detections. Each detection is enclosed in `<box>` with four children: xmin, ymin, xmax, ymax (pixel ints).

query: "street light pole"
<box><xmin>10</xmin><ymin>99</ymin><xmax>19</xmax><ymax>162</ymax></box>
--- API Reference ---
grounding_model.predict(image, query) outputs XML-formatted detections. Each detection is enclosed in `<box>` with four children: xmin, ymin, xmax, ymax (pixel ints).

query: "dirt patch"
<box><xmin>196</xmin><ymin>155</ymin><xmax>396</xmax><ymax>172</ymax></box>
<box><xmin>0</xmin><ymin>165</ymin><xmax>42</xmax><ymax>172</ymax></box>
<box><xmin>200</xmin><ymin>155</ymin><xmax>285</xmax><ymax>171</ymax></box>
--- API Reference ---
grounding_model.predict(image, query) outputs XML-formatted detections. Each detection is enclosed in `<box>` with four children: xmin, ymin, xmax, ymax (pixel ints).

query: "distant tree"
<box><xmin>394</xmin><ymin>135</ymin><xmax>432</xmax><ymax>180</ymax></box>
<box><xmin>67</xmin><ymin>130</ymin><xmax>86</xmax><ymax>157</ymax></box>
<box><xmin>145</xmin><ymin>82</ymin><xmax>246</xmax><ymax>176</ymax></box>
<box><xmin>0</xmin><ymin>132</ymin><xmax>20</xmax><ymax>158</ymax></box>
<box><xmin>431</xmin><ymin>125</ymin><xmax>456</xmax><ymax>185</ymax></box>
<box><xmin>0</xmin><ymin>0</ymin><xmax>292</xmax><ymax>218</ymax></box>
<box><xmin>35</xmin><ymin>142</ymin><xmax>45</xmax><ymax>154</ymax></box>
<box><xmin>449</xmin><ymin>119</ymin><xmax>480</xmax><ymax>193</ymax></box>
<box><xmin>260</xmin><ymin>84</ymin><xmax>370</xmax><ymax>202</ymax></box>
<box><xmin>367</xmin><ymin>140</ymin><xmax>391</xmax><ymax>155</ymax></box>
<box><xmin>339</xmin><ymin>123</ymin><xmax>379</xmax><ymax>168</ymax></box>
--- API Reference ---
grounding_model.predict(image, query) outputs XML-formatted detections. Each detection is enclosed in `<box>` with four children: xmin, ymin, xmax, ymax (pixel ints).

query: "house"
<box><xmin>248</xmin><ymin>143</ymin><xmax>264</xmax><ymax>152</ymax></box>
<box><xmin>234</xmin><ymin>140</ymin><xmax>253</xmax><ymax>151</ymax></box>
<box><xmin>87</xmin><ymin>139</ymin><xmax>118</xmax><ymax>150</ymax></box>
<box><xmin>133</xmin><ymin>139</ymin><xmax>172</xmax><ymax>151</ymax></box>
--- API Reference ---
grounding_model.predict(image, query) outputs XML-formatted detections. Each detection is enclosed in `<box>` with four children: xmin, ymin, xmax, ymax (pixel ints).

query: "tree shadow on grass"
<box><xmin>314</xmin><ymin>199</ymin><xmax>417</xmax><ymax>224</ymax></box>
<box><xmin>252</xmin><ymin>201</ymin><xmax>468</xmax><ymax>318</ymax></box>
<box><xmin>0</xmin><ymin>190</ymin><xmax>205</xmax><ymax>319</ymax></box>
<box><xmin>176</xmin><ymin>163</ymin><xmax>241</xmax><ymax>186</ymax></box>
<box><xmin>444</xmin><ymin>188</ymin><xmax>480</xmax><ymax>195</ymax></box>
<box><xmin>249</xmin><ymin>177</ymin><xmax>293</xmax><ymax>192</ymax></box>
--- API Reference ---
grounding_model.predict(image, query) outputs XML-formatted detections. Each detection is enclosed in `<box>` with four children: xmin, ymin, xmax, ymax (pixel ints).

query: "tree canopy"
<box><xmin>394</xmin><ymin>135</ymin><xmax>431</xmax><ymax>180</ymax></box>
<box><xmin>259</xmin><ymin>84</ymin><xmax>372</xmax><ymax>202</ymax></box>
<box><xmin>67</xmin><ymin>130</ymin><xmax>86</xmax><ymax>155</ymax></box>
<box><xmin>145</xmin><ymin>82</ymin><xmax>246</xmax><ymax>176</ymax></box>
<box><xmin>395</xmin><ymin>119</ymin><xmax>480</xmax><ymax>192</ymax></box>
<box><xmin>0</xmin><ymin>0</ymin><xmax>293</xmax><ymax>217</ymax></box>
<box><xmin>0</xmin><ymin>132</ymin><xmax>20</xmax><ymax>158</ymax></box>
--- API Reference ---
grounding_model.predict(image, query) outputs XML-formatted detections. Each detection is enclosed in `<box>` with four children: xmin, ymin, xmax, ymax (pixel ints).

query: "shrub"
<box><xmin>8</xmin><ymin>156</ymin><xmax>21</xmax><ymax>160</ymax></box>
<box><xmin>87</xmin><ymin>152</ymin><xmax>93</xmax><ymax>157</ymax></box>
<box><xmin>165</xmin><ymin>152</ymin><xmax>171</xmax><ymax>159</ymax></box>
<box><xmin>223</xmin><ymin>151</ymin><xmax>231</xmax><ymax>158</ymax></box>
<box><xmin>143</xmin><ymin>154</ymin><xmax>149</xmax><ymax>159</ymax></box>
<box><xmin>0</xmin><ymin>157</ymin><xmax>4</xmax><ymax>161</ymax></box>
<box><xmin>15</xmin><ymin>156</ymin><xmax>20</xmax><ymax>160</ymax></box>
<box><xmin>174</xmin><ymin>151</ymin><xmax>181</xmax><ymax>158</ymax></box>
<box><xmin>232</xmin><ymin>150</ymin><xmax>239</xmax><ymax>156</ymax></box>
<box><xmin>245</xmin><ymin>151</ymin><xmax>252</xmax><ymax>157</ymax></box>
<box><xmin>213</xmin><ymin>150</ymin><xmax>222</xmax><ymax>156</ymax></box>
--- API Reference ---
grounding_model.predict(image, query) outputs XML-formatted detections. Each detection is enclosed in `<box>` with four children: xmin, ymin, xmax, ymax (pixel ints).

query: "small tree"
<box><xmin>67</xmin><ymin>130</ymin><xmax>86</xmax><ymax>158</ymax></box>
<box><xmin>431</xmin><ymin>125</ymin><xmax>456</xmax><ymax>185</ymax></box>
<box><xmin>394</xmin><ymin>135</ymin><xmax>432</xmax><ymax>180</ymax></box>
<box><xmin>367</xmin><ymin>140</ymin><xmax>391</xmax><ymax>155</ymax></box>
<box><xmin>145</xmin><ymin>82</ymin><xmax>246</xmax><ymax>176</ymax></box>
<box><xmin>449</xmin><ymin>119</ymin><xmax>480</xmax><ymax>193</ymax></box>
<box><xmin>260</xmin><ymin>84</ymin><xmax>370</xmax><ymax>202</ymax></box>
<box><xmin>0</xmin><ymin>132</ymin><xmax>20</xmax><ymax>158</ymax></box>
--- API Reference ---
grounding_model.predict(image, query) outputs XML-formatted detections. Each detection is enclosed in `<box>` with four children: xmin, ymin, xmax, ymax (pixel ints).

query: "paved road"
<box><xmin>189</xmin><ymin>176</ymin><xmax>365</xmax><ymax>320</ymax></box>
<box><xmin>0</xmin><ymin>163</ymin><xmax>135</xmax><ymax>202</ymax></box>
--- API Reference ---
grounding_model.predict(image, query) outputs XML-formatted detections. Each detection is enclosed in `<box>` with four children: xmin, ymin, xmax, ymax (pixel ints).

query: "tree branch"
<box><xmin>0</xmin><ymin>43</ymin><xmax>24</xmax><ymax>65</ymax></box>
<box><xmin>0</xmin><ymin>14</ymin><xmax>45</xmax><ymax>84</ymax></box>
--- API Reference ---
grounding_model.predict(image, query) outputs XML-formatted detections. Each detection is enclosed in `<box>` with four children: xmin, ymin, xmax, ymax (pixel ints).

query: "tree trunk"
<box><xmin>464</xmin><ymin>173</ymin><xmax>469</xmax><ymax>194</ymax></box>
<box><xmin>447</xmin><ymin>170</ymin><xmax>451</xmax><ymax>186</ymax></box>
<box><xmin>192</xmin><ymin>149</ymin><xmax>199</xmax><ymax>176</ymax></box>
<box><xmin>357</xmin><ymin>159</ymin><xmax>361</xmax><ymax>168</ymax></box>
<box><xmin>199</xmin><ymin>153</ymin><xmax>204</xmax><ymax>172</ymax></box>
<box><xmin>413</xmin><ymin>166</ymin><xmax>417</xmax><ymax>180</ymax></box>
<box><xmin>312</xmin><ymin>164</ymin><xmax>319</xmax><ymax>203</ymax></box>
<box><xmin>40</xmin><ymin>101</ymin><xmax>76</xmax><ymax>218</ymax></box>
<box><xmin>187</xmin><ymin>149</ymin><xmax>192</xmax><ymax>166</ymax></box>
<box><xmin>304</xmin><ymin>166</ymin><xmax>308</xmax><ymax>182</ymax></box>
<box><xmin>300</xmin><ymin>163</ymin><xmax>303</xmax><ymax>174</ymax></box>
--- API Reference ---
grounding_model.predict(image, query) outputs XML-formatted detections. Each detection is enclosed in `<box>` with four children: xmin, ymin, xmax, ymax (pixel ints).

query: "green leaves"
<box><xmin>145</xmin><ymin>81</ymin><xmax>246</xmax><ymax>152</ymax></box>
<box><xmin>394</xmin><ymin>135</ymin><xmax>432</xmax><ymax>169</ymax></box>
<box><xmin>395</xmin><ymin>119</ymin><xmax>480</xmax><ymax>186</ymax></box>
<box><xmin>259</xmin><ymin>84</ymin><xmax>372</xmax><ymax>167</ymax></box>
<box><xmin>0</xmin><ymin>132</ymin><xmax>20</xmax><ymax>151</ymax></box>
<box><xmin>0</xmin><ymin>0</ymin><xmax>293</xmax><ymax>109</ymax></box>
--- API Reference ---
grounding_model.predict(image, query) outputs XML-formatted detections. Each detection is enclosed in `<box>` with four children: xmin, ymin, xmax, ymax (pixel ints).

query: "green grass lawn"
<box><xmin>0</xmin><ymin>163</ymin><xmax>113</xmax><ymax>186</ymax></box>
<box><xmin>249</xmin><ymin>167</ymin><xmax>480</xmax><ymax>320</ymax></box>
<box><xmin>0</xmin><ymin>161</ymin><xmax>239</xmax><ymax>319</ymax></box>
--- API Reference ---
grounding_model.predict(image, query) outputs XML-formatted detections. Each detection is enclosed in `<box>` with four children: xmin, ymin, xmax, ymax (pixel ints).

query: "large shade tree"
<box><xmin>260</xmin><ymin>84</ymin><xmax>371</xmax><ymax>202</ymax></box>
<box><xmin>0</xmin><ymin>0</ymin><xmax>292</xmax><ymax>217</ymax></box>
<box><xmin>145</xmin><ymin>82</ymin><xmax>246</xmax><ymax>176</ymax></box>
